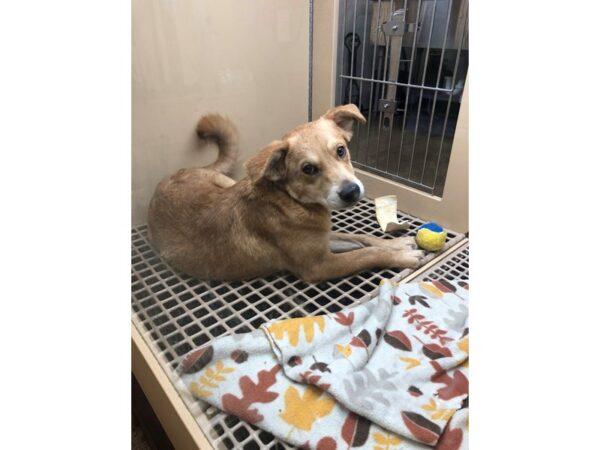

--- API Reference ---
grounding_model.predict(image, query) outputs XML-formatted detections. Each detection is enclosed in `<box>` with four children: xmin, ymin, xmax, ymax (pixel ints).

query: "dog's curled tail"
<box><xmin>195</xmin><ymin>114</ymin><xmax>239</xmax><ymax>175</ymax></box>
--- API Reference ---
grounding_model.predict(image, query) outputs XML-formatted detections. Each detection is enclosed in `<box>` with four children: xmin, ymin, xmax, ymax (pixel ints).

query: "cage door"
<box><xmin>312</xmin><ymin>0</ymin><xmax>468</xmax><ymax>232</ymax></box>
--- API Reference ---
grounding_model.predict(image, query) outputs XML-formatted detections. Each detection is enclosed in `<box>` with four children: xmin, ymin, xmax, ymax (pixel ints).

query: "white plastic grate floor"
<box><xmin>131</xmin><ymin>198</ymin><xmax>466</xmax><ymax>450</ymax></box>
<box><xmin>418</xmin><ymin>242</ymin><xmax>469</xmax><ymax>283</ymax></box>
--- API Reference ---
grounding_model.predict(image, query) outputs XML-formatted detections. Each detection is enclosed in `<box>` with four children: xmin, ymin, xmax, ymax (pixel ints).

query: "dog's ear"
<box><xmin>245</xmin><ymin>140</ymin><xmax>289</xmax><ymax>183</ymax></box>
<box><xmin>322</xmin><ymin>104</ymin><xmax>366</xmax><ymax>140</ymax></box>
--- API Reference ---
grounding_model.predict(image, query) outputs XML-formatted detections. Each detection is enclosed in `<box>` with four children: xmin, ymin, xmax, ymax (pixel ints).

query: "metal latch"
<box><xmin>382</xmin><ymin>9</ymin><xmax>416</xmax><ymax>37</ymax></box>
<box><xmin>377</xmin><ymin>99</ymin><xmax>397</xmax><ymax>113</ymax></box>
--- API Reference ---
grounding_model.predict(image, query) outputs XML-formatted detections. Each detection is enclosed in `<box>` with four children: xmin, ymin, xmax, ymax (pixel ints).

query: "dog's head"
<box><xmin>245</xmin><ymin>104</ymin><xmax>366</xmax><ymax>210</ymax></box>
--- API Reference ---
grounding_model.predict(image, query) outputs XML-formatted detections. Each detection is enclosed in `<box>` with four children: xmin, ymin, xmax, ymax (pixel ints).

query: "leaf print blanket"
<box><xmin>176</xmin><ymin>279</ymin><xmax>469</xmax><ymax>450</ymax></box>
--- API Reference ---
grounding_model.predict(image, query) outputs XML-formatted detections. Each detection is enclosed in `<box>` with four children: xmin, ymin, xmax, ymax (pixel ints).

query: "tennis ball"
<box><xmin>415</xmin><ymin>222</ymin><xmax>447</xmax><ymax>252</ymax></box>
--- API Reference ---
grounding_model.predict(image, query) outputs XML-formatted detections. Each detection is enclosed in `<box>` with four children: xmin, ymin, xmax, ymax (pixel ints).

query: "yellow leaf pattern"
<box><xmin>189</xmin><ymin>360</ymin><xmax>235</xmax><ymax>399</ymax></box>
<box><xmin>280</xmin><ymin>386</ymin><xmax>335</xmax><ymax>431</ymax></box>
<box><xmin>372</xmin><ymin>431</ymin><xmax>402</xmax><ymax>449</ymax></box>
<box><xmin>215</xmin><ymin>360</ymin><xmax>234</xmax><ymax>373</ymax></box>
<box><xmin>422</xmin><ymin>398</ymin><xmax>456</xmax><ymax>421</ymax></box>
<box><xmin>399</xmin><ymin>356</ymin><xmax>421</xmax><ymax>369</ymax></box>
<box><xmin>336</xmin><ymin>343</ymin><xmax>352</xmax><ymax>357</ymax></box>
<box><xmin>190</xmin><ymin>384</ymin><xmax>210</xmax><ymax>398</ymax></box>
<box><xmin>422</xmin><ymin>398</ymin><xmax>437</xmax><ymax>411</ymax></box>
<box><xmin>458</xmin><ymin>337</ymin><xmax>469</xmax><ymax>353</ymax></box>
<box><xmin>268</xmin><ymin>316</ymin><xmax>326</xmax><ymax>347</ymax></box>
<box><xmin>389</xmin><ymin>435</ymin><xmax>402</xmax><ymax>445</ymax></box>
<box><xmin>199</xmin><ymin>375</ymin><xmax>218</xmax><ymax>388</ymax></box>
<box><xmin>420</xmin><ymin>282</ymin><xmax>444</xmax><ymax>298</ymax></box>
<box><xmin>432</xmin><ymin>409</ymin><xmax>455</xmax><ymax>421</ymax></box>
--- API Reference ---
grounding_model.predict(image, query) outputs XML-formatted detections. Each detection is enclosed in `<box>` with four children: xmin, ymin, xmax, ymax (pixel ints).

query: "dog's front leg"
<box><xmin>329</xmin><ymin>232</ymin><xmax>417</xmax><ymax>252</ymax></box>
<box><xmin>329</xmin><ymin>232</ymin><xmax>370</xmax><ymax>253</ymax></box>
<box><xmin>294</xmin><ymin>247</ymin><xmax>424</xmax><ymax>282</ymax></box>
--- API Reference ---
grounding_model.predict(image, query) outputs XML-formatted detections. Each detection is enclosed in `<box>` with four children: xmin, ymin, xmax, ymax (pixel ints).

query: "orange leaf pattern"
<box><xmin>221</xmin><ymin>364</ymin><xmax>280</xmax><ymax>424</ymax></box>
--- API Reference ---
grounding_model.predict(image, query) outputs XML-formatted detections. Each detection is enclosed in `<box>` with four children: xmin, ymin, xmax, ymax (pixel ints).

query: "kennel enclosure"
<box><xmin>132</xmin><ymin>1</ymin><xmax>469</xmax><ymax>448</ymax></box>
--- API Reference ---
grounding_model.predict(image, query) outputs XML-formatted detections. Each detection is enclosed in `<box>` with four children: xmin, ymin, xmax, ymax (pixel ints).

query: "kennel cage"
<box><xmin>132</xmin><ymin>1</ymin><xmax>469</xmax><ymax>449</ymax></box>
<box><xmin>337</xmin><ymin>0</ymin><xmax>468</xmax><ymax>197</ymax></box>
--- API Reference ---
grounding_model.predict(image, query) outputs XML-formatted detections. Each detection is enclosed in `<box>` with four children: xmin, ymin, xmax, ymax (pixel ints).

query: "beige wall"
<box><xmin>132</xmin><ymin>0</ymin><xmax>309</xmax><ymax>225</ymax></box>
<box><xmin>312</xmin><ymin>0</ymin><xmax>337</xmax><ymax>118</ymax></box>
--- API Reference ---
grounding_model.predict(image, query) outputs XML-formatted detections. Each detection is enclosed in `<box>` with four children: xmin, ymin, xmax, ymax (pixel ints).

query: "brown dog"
<box><xmin>147</xmin><ymin>104</ymin><xmax>424</xmax><ymax>282</ymax></box>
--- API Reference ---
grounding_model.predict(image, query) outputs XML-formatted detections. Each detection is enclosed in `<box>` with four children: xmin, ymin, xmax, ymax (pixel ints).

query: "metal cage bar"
<box><xmin>407</xmin><ymin>0</ymin><xmax>438</xmax><ymax>180</ymax></box>
<box><xmin>395</xmin><ymin>0</ymin><xmax>423</xmax><ymax>175</ymax></box>
<box><xmin>336</xmin><ymin>0</ymin><xmax>469</xmax><ymax>196</ymax></box>
<box><xmin>362</xmin><ymin>0</ymin><xmax>384</xmax><ymax>166</ymax></box>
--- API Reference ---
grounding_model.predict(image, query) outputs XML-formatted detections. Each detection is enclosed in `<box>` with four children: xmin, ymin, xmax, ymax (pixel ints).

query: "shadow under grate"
<box><xmin>131</xmin><ymin>198</ymin><xmax>464</xmax><ymax>450</ymax></box>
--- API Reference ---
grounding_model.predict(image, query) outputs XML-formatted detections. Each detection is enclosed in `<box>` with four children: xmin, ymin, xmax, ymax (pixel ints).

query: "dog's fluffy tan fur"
<box><xmin>148</xmin><ymin>105</ymin><xmax>424</xmax><ymax>282</ymax></box>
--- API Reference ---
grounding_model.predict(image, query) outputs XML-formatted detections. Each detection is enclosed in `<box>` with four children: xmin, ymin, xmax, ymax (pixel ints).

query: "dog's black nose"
<box><xmin>338</xmin><ymin>182</ymin><xmax>361</xmax><ymax>203</ymax></box>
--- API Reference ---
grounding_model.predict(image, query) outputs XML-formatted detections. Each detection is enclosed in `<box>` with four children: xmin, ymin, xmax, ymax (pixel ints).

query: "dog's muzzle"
<box><xmin>326</xmin><ymin>178</ymin><xmax>364</xmax><ymax>210</ymax></box>
<box><xmin>338</xmin><ymin>182</ymin><xmax>362</xmax><ymax>204</ymax></box>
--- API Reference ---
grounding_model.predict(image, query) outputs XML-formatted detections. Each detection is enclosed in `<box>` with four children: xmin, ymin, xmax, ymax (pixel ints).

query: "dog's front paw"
<box><xmin>398</xmin><ymin>249</ymin><xmax>426</xmax><ymax>268</ymax></box>
<box><xmin>389</xmin><ymin>236</ymin><xmax>418</xmax><ymax>251</ymax></box>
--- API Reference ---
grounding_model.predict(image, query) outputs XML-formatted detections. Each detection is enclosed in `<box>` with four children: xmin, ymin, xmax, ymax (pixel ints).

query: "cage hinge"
<box><xmin>382</xmin><ymin>10</ymin><xmax>416</xmax><ymax>37</ymax></box>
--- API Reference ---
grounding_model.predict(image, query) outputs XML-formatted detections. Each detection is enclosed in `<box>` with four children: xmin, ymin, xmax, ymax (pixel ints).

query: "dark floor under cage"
<box><xmin>131</xmin><ymin>198</ymin><xmax>467</xmax><ymax>450</ymax></box>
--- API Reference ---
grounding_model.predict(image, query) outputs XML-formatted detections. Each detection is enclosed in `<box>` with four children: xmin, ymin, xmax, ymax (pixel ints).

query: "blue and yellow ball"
<box><xmin>415</xmin><ymin>222</ymin><xmax>447</xmax><ymax>252</ymax></box>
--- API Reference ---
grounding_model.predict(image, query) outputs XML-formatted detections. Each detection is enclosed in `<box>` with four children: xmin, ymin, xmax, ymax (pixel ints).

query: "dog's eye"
<box><xmin>336</xmin><ymin>146</ymin><xmax>347</xmax><ymax>158</ymax></box>
<box><xmin>302</xmin><ymin>163</ymin><xmax>318</xmax><ymax>175</ymax></box>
